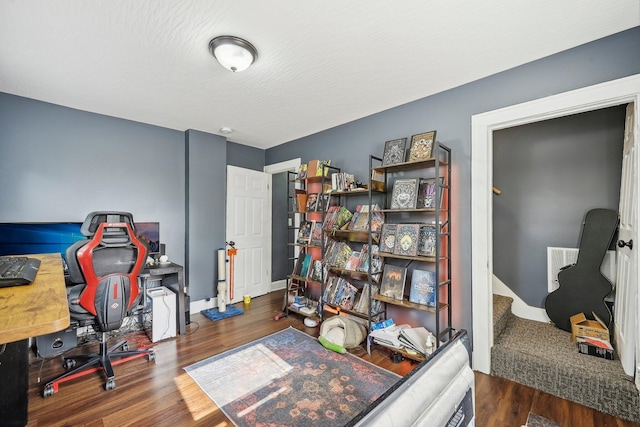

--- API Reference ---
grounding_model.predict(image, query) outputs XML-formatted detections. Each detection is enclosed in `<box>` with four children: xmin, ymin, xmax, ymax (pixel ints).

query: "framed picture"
<box><xmin>394</xmin><ymin>223</ymin><xmax>420</xmax><ymax>257</ymax></box>
<box><xmin>382</xmin><ymin>138</ymin><xmax>407</xmax><ymax>166</ymax></box>
<box><xmin>390</xmin><ymin>178</ymin><xmax>419</xmax><ymax>210</ymax></box>
<box><xmin>408</xmin><ymin>130</ymin><xmax>436</xmax><ymax>162</ymax></box>
<box><xmin>417</xmin><ymin>225</ymin><xmax>437</xmax><ymax>257</ymax></box>
<box><xmin>379</xmin><ymin>224</ymin><xmax>397</xmax><ymax>253</ymax></box>
<box><xmin>416</xmin><ymin>177</ymin><xmax>445</xmax><ymax>209</ymax></box>
<box><xmin>380</xmin><ymin>264</ymin><xmax>407</xmax><ymax>300</ymax></box>
<box><xmin>409</xmin><ymin>269</ymin><xmax>436</xmax><ymax>307</ymax></box>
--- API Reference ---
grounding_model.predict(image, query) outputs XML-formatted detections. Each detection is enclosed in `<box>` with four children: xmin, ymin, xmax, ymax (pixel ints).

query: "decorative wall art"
<box><xmin>408</xmin><ymin>130</ymin><xmax>437</xmax><ymax>162</ymax></box>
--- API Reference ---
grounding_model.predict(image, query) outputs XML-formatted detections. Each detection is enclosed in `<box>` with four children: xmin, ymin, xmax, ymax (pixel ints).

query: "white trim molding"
<box><xmin>471</xmin><ymin>74</ymin><xmax>640</xmax><ymax>374</ymax></box>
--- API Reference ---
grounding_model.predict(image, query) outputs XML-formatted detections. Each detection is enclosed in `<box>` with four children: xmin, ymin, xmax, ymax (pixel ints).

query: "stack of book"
<box><xmin>369</xmin><ymin>324</ymin><xmax>435</xmax><ymax>357</ymax></box>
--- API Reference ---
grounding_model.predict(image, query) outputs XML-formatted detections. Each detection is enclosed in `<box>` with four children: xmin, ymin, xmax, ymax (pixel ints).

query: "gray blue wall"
<box><xmin>266</xmin><ymin>27</ymin><xmax>640</xmax><ymax>336</ymax></box>
<box><xmin>1</xmin><ymin>26</ymin><xmax>638</xmax><ymax>338</ymax></box>
<box><xmin>493</xmin><ymin>106</ymin><xmax>626</xmax><ymax>307</ymax></box>
<box><xmin>0</xmin><ymin>93</ymin><xmax>262</xmax><ymax>302</ymax></box>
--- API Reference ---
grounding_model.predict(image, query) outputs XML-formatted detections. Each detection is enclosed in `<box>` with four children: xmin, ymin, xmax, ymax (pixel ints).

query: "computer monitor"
<box><xmin>0</xmin><ymin>222</ymin><xmax>84</xmax><ymax>261</ymax></box>
<box><xmin>134</xmin><ymin>222</ymin><xmax>161</xmax><ymax>256</ymax></box>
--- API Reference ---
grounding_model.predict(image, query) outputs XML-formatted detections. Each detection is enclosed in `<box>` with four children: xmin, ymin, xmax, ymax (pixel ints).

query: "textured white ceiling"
<box><xmin>0</xmin><ymin>1</ymin><xmax>638</xmax><ymax>149</ymax></box>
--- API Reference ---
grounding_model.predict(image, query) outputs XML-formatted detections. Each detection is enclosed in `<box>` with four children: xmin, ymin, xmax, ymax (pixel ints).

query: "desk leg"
<box><xmin>0</xmin><ymin>339</ymin><xmax>29</xmax><ymax>426</ymax></box>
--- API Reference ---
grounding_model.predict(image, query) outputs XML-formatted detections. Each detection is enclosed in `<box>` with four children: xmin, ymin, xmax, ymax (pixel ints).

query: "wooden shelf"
<box><xmin>323</xmin><ymin>302</ymin><xmax>369</xmax><ymax>319</ymax></box>
<box><xmin>377</xmin><ymin>252</ymin><xmax>445</xmax><ymax>263</ymax></box>
<box><xmin>372</xmin><ymin>157</ymin><xmax>448</xmax><ymax>173</ymax></box>
<box><xmin>372</xmin><ymin>294</ymin><xmax>447</xmax><ymax>313</ymax></box>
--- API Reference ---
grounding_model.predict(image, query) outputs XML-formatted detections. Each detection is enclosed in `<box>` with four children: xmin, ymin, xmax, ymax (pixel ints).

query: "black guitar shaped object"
<box><xmin>545</xmin><ymin>208</ymin><xmax>618</xmax><ymax>332</ymax></box>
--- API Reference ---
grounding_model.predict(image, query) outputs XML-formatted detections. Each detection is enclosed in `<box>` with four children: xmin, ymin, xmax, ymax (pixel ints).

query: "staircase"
<box><xmin>491</xmin><ymin>294</ymin><xmax>640</xmax><ymax>424</ymax></box>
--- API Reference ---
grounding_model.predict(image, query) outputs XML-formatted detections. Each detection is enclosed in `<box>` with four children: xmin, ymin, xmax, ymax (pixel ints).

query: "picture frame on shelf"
<box><xmin>417</xmin><ymin>225</ymin><xmax>437</xmax><ymax>257</ymax></box>
<box><xmin>390</xmin><ymin>178</ymin><xmax>419</xmax><ymax>210</ymax></box>
<box><xmin>382</xmin><ymin>138</ymin><xmax>407</xmax><ymax>166</ymax></box>
<box><xmin>409</xmin><ymin>269</ymin><xmax>436</xmax><ymax>307</ymax></box>
<box><xmin>416</xmin><ymin>177</ymin><xmax>444</xmax><ymax>209</ymax></box>
<box><xmin>379</xmin><ymin>224</ymin><xmax>397</xmax><ymax>253</ymax></box>
<box><xmin>394</xmin><ymin>223</ymin><xmax>420</xmax><ymax>257</ymax></box>
<box><xmin>408</xmin><ymin>130</ymin><xmax>436</xmax><ymax>162</ymax></box>
<box><xmin>380</xmin><ymin>264</ymin><xmax>407</xmax><ymax>300</ymax></box>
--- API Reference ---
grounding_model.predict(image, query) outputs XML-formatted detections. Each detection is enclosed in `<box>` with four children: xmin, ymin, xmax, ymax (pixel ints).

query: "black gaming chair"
<box><xmin>43</xmin><ymin>212</ymin><xmax>155</xmax><ymax>397</ymax></box>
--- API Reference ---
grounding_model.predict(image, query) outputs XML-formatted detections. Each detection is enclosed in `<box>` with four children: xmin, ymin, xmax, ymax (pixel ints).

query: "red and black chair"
<box><xmin>43</xmin><ymin>212</ymin><xmax>155</xmax><ymax>397</ymax></box>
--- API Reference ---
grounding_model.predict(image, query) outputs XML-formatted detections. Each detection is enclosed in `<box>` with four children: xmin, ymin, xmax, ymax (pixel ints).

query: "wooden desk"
<box><xmin>0</xmin><ymin>253</ymin><xmax>70</xmax><ymax>426</ymax></box>
<box><xmin>140</xmin><ymin>262</ymin><xmax>187</xmax><ymax>336</ymax></box>
<box><xmin>0</xmin><ymin>253</ymin><xmax>70</xmax><ymax>344</ymax></box>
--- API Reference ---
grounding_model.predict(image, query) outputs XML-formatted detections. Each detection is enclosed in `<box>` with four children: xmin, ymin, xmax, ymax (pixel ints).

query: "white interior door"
<box><xmin>614</xmin><ymin>103</ymin><xmax>638</xmax><ymax>381</ymax></box>
<box><xmin>226</xmin><ymin>165</ymin><xmax>272</xmax><ymax>303</ymax></box>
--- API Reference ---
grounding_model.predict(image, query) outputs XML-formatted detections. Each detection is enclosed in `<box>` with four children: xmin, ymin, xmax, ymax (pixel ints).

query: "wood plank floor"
<box><xmin>26</xmin><ymin>290</ymin><xmax>639</xmax><ymax>427</ymax></box>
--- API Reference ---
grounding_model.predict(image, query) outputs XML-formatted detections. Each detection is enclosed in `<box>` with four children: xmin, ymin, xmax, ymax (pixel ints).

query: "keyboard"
<box><xmin>0</xmin><ymin>256</ymin><xmax>41</xmax><ymax>288</ymax></box>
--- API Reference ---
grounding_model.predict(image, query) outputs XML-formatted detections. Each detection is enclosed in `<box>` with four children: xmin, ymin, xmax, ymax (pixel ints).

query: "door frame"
<box><xmin>471</xmin><ymin>74</ymin><xmax>640</xmax><ymax>374</ymax></box>
<box><xmin>265</xmin><ymin>158</ymin><xmax>302</xmax><ymax>291</ymax></box>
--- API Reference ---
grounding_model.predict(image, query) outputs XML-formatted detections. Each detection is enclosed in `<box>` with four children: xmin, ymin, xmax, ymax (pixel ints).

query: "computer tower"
<box><xmin>145</xmin><ymin>286</ymin><xmax>176</xmax><ymax>342</ymax></box>
<box><xmin>35</xmin><ymin>326</ymin><xmax>77</xmax><ymax>358</ymax></box>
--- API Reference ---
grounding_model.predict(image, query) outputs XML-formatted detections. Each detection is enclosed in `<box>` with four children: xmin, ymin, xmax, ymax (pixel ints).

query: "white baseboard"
<box><xmin>492</xmin><ymin>275</ymin><xmax>551</xmax><ymax>323</ymax></box>
<box><xmin>191</xmin><ymin>297</ymin><xmax>220</xmax><ymax>313</ymax></box>
<box><xmin>271</xmin><ymin>279</ymin><xmax>286</xmax><ymax>292</ymax></box>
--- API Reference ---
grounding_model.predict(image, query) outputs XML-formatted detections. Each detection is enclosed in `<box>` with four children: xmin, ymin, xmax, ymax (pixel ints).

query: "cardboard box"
<box><xmin>570</xmin><ymin>312</ymin><xmax>610</xmax><ymax>342</ymax></box>
<box><xmin>577</xmin><ymin>337</ymin><xmax>615</xmax><ymax>360</ymax></box>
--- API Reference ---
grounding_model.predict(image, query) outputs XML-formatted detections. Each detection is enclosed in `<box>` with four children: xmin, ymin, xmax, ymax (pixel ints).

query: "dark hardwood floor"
<box><xmin>26</xmin><ymin>290</ymin><xmax>639</xmax><ymax>427</ymax></box>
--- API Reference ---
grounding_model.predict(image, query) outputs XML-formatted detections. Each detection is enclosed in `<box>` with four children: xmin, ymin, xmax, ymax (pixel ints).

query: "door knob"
<box><xmin>617</xmin><ymin>239</ymin><xmax>633</xmax><ymax>250</ymax></box>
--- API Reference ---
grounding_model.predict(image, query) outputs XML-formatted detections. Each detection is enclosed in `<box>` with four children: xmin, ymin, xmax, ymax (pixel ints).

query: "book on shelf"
<box><xmin>348</xmin><ymin>205</ymin><xmax>368</xmax><ymax>231</ymax></box>
<box><xmin>306</xmin><ymin>192</ymin><xmax>320</xmax><ymax>211</ymax></box>
<box><xmin>299</xmin><ymin>253</ymin><xmax>313</xmax><ymax>278</ymax></box>
<box><xmin>309</xmin><ymin>221</ymin><xmax>324</xmax><ymax>246</ymax></box>
<box><xmin>333</xmin><ymin>206</ymin><xmax>353</xmax><ymax>230</ymax></box>
<box><xmin>398</xmin><ymin>326</ymin><xmax>432</xmax><ymax>355</ymax></box>
<box><xmin>309</xmin><ymin>260</ymin><xmax>324</xmax><ymax>282</ymax></box>
<box><xmin>306</xmin><ymin>160</ymin><xmax>318</xmax><ymax>177</ymax></box>
<box><xmin>380</xmin><ymin>264</ymin><xmax>407</xmax><ymax>300</ymax></box>
<box><xmin>344</xmin><ymin>250</ymin><xmax>362</xmax><ymax>271</ymax></box>
<box><xmin>379</xmin><ymin>224</ymin><xmax>397</xmax><ymax>253</ymax></box>
<box><xmin>417</xmin><ymin>225</ymin><xmax>437</xmax><ymax>257</ymax></box>
<box><xmin>292</xmin><ymin>249</ymin><xmax>306</xmax><ymax>276</ymax></box>
<box><xmin>293</xmin><ymin>189</ymin><xmax>307</xmax><ymax>212</ymax></box>
<box><xmin>297</xmin><ymin>220</ymin><xmax>313</xmax><ymax>244</ymax></box>
<box><xmin>409</xmin><ymin>269</ymin><xmax>436</xmax><ymax>307</ymax></box>
<box><xmin>296</xmin><ymin>164</ymin><xmax>308</xmax><ymax>180</ymax></box>
<box><xmin>369</xmin><ymin>324</ymin><xmax>411</xmax><ymax>349</ymax></box>
<box><xmin>370</xmin><ymin>204</ymin><xmax>384</xmax><ymax>232</ymax></box>
<box><xmin>394</xmin><ymin>223</ymin><xmax>420</xmax><ymax>257</ymax></box>
<box><xmin>390</xmin><ymin>178</ymin><xmax>419</xmax><ymax>210</ymax></box>
<box><xmin>333</xmin><ymin>242</ymin><xmax>354</xmax><ymax>269</ymax></box>
<box><xmin>316</xmin><ymin>159</ymin><xmax>332</xmax><ymax>177</ymax></box>
<box><xmin>416</xmin><ymin>177</ymin><xmax>444</xmax><ymax>209</ymax></box>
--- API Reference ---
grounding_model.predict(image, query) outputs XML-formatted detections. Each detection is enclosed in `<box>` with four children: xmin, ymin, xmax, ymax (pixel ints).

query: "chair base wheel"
<box><xmin>43</xmin><ymin>384</ymin><xmax>55</xmax><ymax>398</ymax></box>
<box><xmin>105</xmin><ymin>378</ymin><xmax>116</xmax><ymax>390</ymax></box>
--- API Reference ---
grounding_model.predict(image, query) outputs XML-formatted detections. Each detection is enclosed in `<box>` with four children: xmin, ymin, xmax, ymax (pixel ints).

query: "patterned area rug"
<box><xmin>201</xmin><ymin>305</ymin><xmax>244</xmax><ymax>322</ymax></box>
<box><xmin>184</xmin><ymin>327</ymin><xmax>400</xmax><ymax>427</ymax></box>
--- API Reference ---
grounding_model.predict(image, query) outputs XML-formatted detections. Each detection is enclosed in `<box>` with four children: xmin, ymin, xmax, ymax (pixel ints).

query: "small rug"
<box><xmin>525</xmin><ymin>412</ymin><xmax>563</xmax><ymax>427</ymax></box>
<box><xmin>201</xmin><ymin>305</ymin><xmax>244</xmax><ymax>322</ymax></box>
<box><xmin>184</xmin><ymin>327</ymin><xmax>400</xmax><ymax>427</ymax></box>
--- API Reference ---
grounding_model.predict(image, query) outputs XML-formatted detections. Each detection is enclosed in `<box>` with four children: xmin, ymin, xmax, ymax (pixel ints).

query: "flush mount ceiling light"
<box><xmin>208</xmin><ymin>35</ymin><xmax>258</xmax><ymax>72</ymax></box>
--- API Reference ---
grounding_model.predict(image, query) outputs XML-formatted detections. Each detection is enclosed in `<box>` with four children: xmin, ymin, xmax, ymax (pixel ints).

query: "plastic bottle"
<box><xmin>425</xmin><ymin>334</ymin><xmax>435</xmax><ymax>356</ymax></box>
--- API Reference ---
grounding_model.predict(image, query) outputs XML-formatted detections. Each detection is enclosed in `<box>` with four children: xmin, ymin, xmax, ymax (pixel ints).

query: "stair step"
<box><xmin>493</xmin><ymin>294</ymin><xmax>513</xmax><ymax>341</ymax></box>
<box><xmin>491</xmin><ymin>315</ymin><xmax>640</xmax><ymax>424</ymax></box>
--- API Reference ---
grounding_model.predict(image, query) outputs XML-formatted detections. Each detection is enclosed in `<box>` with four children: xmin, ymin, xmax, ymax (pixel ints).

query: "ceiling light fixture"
<box><xmin>208</xmin><ymin>36</ymin><xmax>258</xmax><ymax>72</ymax></box>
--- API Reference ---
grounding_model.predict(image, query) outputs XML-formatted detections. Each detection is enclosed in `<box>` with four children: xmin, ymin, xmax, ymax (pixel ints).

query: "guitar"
<box><xmin>544</xmin><ymin>208</ymin><xmax>618</xmax><ymax>332</ymax></box>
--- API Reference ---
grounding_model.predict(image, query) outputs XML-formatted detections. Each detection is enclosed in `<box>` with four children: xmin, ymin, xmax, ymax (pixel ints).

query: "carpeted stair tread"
<box><xmin>492</xmin><ymin>316</ymin><xmax>640</xmax><ymax>423</ymax></box>
<box><xmin>493</xmin><ymin>294</ymin><xmax>514</xmax><ymax>341</ymax></box>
